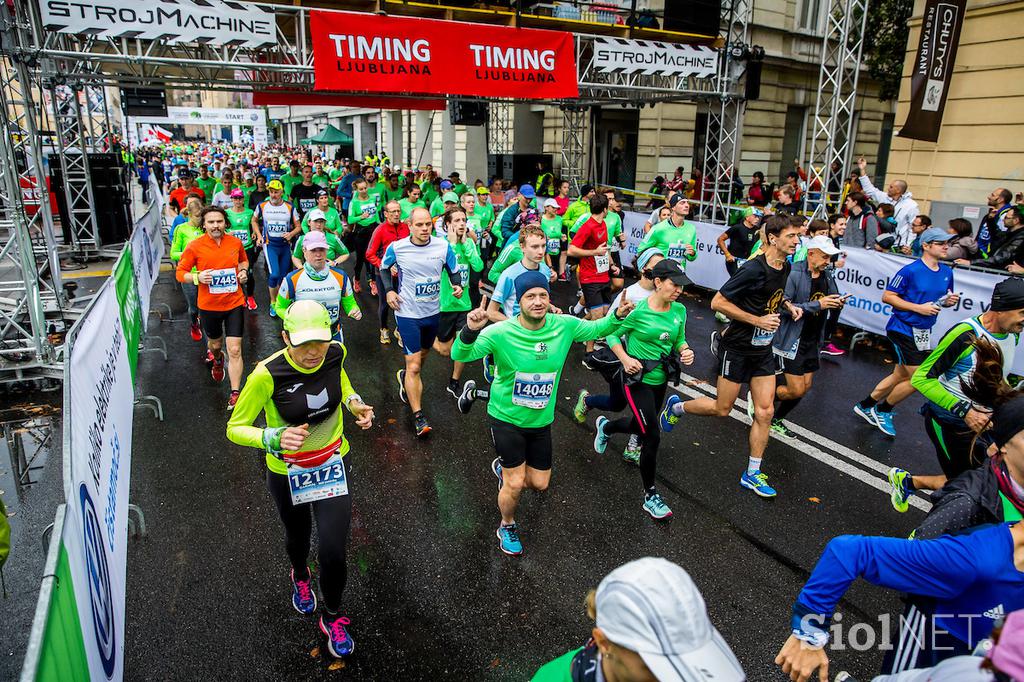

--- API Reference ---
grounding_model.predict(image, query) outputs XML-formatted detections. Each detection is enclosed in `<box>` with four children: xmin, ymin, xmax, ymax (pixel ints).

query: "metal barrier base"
<box><xmin>134</xmin><ymin>395</ymin><xmax>163</xmax><ymax>421</ymax></box>
<box><xmin>128</xmin><ymin>503</ymin><xmax>147</xmax><ymax>538</ymax></box>
<box><xmin>138</xmin><ymin>335</ymin><xmax>167</xmax><ymax>362</ymax></box>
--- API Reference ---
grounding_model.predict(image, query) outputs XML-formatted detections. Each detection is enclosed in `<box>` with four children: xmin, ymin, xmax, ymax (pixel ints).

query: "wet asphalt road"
<box><xmin>124</xmin><ymin>266</ymin><xmax>940</xmax><ymax>681</ymax></box>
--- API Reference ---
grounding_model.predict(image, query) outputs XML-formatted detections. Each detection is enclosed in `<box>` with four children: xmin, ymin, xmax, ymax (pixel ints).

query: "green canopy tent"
<box><xmin>307</xmin><ymin>125</ymin><xmax>354</xmax><ymax>145</ymax></box>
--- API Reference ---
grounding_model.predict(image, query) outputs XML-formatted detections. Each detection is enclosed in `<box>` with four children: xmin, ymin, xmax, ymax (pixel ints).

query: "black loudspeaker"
<box><xmin>49</xmin><ymin>153</ymin><xmax>131</xmax><ymax>246</ymax></box>
<box><xmin>120</xmin><ymin>87</ymin><xmax>167</xmax><ymax>117</ymax></box>
<box><xmin>744</xmin><ymin>60</ymin><xmax>763</xmax><ymax>101</ymax></box>
<box><xmin>662</xmin><ymin>0</ymin><xmax>722</xmax><ymax>38</ymax></box>
<box><xmin>449</xmin><ymin>98</ymin><xmax>489</xmax><ymax>126</ymax></box>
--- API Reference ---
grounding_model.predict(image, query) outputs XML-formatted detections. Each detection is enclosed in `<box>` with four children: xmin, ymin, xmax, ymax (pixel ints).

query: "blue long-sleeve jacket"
<box><xmin>792</xmin><ymin>523</ymin><xmax>1024</xmax><ymax>647</ymax></box>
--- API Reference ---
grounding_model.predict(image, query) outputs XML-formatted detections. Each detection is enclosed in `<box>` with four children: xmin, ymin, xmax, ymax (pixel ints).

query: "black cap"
<box><xmin>651</xmin><ymin>259</ymin><xmax>691</xmax><ymax>287</ymax></box>
<box><xmin>669</xmin><ymin>193</ymin><xmax>688</xmax><ymax>208</ymax></box>
<box><xmin>992</xmin><ymin>277</ymin><xmax>1024</xmax><ymax>312</ymax></box>
<box><xmin>316</xmin><ymin>188</ymin><xmax>329</xmax><ymax>197</ymax></box>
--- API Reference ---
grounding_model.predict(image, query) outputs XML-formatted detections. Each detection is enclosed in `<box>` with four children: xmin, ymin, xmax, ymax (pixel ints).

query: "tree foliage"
<box><xmin>863</xmin><ymin>0</ymin><xmax>912</xmax><ymax>101</ymax></box>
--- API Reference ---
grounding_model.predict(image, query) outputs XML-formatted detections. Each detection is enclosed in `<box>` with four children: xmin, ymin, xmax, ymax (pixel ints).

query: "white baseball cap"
<box><xmin>804</xmin><ymin>235</ymin><xmax>840</xmax><ymax>256</ymax></box>
<box><xmin>596</xmin><ymin>558</ymin><xmax>745</xmax><ymax>682</ymax></box>
<box><xmin>543</xmin><ymin>197</ymin><xmax>559</xmax><ymax>209</ymax></box>
<box><xmin>307</xmin><ymin>208</ymin><xmax>327</xmax><ymax>223</ymax></box>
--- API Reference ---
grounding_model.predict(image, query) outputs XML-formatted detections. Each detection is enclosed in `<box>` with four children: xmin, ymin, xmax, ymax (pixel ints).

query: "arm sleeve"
<box><xmin>570</xmin><ymin>313</ymin><xmax>623</xmax><ymax>343</ymax></box>
<box><xmin>792</xmin><ymin>531</ymin><xmax>991</xmax><ymax>633</ymax></box>
<box><xmin>451</xmin><ymin>324</ymin><xmax>498</xmax><ymax>363</ymax></box>
<box><xmin>380</xmin><ymin>243</ymin><xmax>397</xmax><ymax>270</ymax></box>
<box><xmin>443</xmin><ymin>245</ymin><xmax>462</xmax><ymax>286</ymax></box>
<box><xmin>226</xmin><ymin>364</ymin><xmax>274</xmax><ymax>449</ymax></box>
<box><xmin>910</xmin><ymin>325</ymin><xmax>974</xmax><ymax>414</ymax></box>
<box><xmin>858</xmin><ymin>175</ymin><xmax>888</xmax><ymax>206</ymax></box>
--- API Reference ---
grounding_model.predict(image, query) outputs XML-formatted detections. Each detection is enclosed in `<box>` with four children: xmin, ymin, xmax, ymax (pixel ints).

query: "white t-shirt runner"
<box><xmin>381</xmin><ymin>236</ymin><xmax>460</xmax><ymax>319</ymax></box>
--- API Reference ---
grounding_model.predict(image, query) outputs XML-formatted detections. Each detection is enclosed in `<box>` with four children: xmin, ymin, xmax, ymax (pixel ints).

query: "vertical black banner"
<box><xmin>898</xmin><ymin>0</ymin><xmax>967</xmax><ymax>143</ymax></box>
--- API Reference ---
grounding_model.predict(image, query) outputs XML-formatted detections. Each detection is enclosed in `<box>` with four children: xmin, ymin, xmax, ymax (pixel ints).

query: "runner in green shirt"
<box><xmin>540</xmin><ymin>199</ymin><xmax>567</xmax><ymax>279</ymax></box>
<box><xmin>195</xmin><ymin>166</ymin><xmax>217</xmax><ymax>201</ymax></box>
<box><xmin>398</xmin><ymin>185</ymin><xmax>426</xmax><ymax>221</ymax></box>
<box><xmin>459</xmin><ymin>192</ymin><xmax>484</xmax><ymax>239</ymax></box>
<box><xmin>451</xmin><ymin>272</ymin><xmax>634</xmax><ymax>555</ymax></box>
<box><xmin>574</xmin><ymin>259</ymin><xmax>694</xmax><ymax>520</ymax></box>
<box><xmin>328</xmin><ymin>161</ymin><xmax>345</xmax><ymax>192</ymax></box>
<box><xmin>436</xmin><ymin>207</ymin><xmax>484</xmax><ymax>397</ymax></box>
<box><xmin>280</xmin><ymin>162</ymin><xmax>303</xmax><ymax>197</ymax></box>
<box><xmin>347</xmin><ymin>178</ymin><xmax>381</xmax><ymax>293</ymax></box>
<box><xmin>291</xmin><ymin>210</ymin><xmax>349</xmax><ymax>268</ymax></box>
<box><xmin>300</xmin><ymin>190</ymin><xmax>343</xmax><ymax>234</ymax></box>
<box><xmin>312</xmin><ymin>162</ymin><xmax>331</xmax><ymax>189</ymax></box>
<box><xmin>419</xmin><ymin>174</ymin><xmax>439</xmax><ymax>205</ymax></box>
<box><xmin>636</xmin><ymin>195</ymin><xmax>698</xmax><ymax>268</ymax></box>
<box><xmin>448</xmin><ymin>172</ymin><xmax>468</xmax><ymax>197</ymax></box>
<box><xmin>380</xmin><ymin>175</ymin><xmax>403</xmax><ymax>204</ymax></box>
<box><xmin>474</xmin><ymin>186</ymin><xmax>495</xmax><ymax>229</ymax></box>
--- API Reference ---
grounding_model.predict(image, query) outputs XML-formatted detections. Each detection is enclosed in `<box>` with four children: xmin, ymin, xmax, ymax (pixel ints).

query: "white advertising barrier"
<box><xmin>620</xmin><ymin>211</ymin><xmax>1022</xmax><ymax>374</ymax></box>
<box><xmin>64</xmin><ymin>280</ymin><xmax>134</xmax><ymax>681</ymax></box>
<box><xmin>130</xmin><ymin>187</ymin><xmax>165</xmax><ymax>332</ymax></box>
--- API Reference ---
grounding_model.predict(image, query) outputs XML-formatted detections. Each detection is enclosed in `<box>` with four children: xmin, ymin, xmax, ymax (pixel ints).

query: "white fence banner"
<box><xmin>130</xmin><ymin>191</ymin><xmax>165</xmax><ymax>331</ymax></box>
<box><xmin>64</xmin><ymin>280</ymin><xmax>134</xmax><ymax>681</ymax></box>
<box><xmin>593</xmin><ymin>38</ymin><xmax>718</xmax><ymax>78</ymax></box>
<box><xmin>620</xmin><ymin>211</ymin><xmax>1021</xmax><ymax>374</ymax></box>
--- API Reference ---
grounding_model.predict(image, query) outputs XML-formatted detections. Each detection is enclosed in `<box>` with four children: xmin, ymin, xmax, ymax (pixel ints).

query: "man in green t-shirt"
<box><xmin>452</xmin><ymin>272</ymin><xmax>634</xmax><ymax>556</ymax></box>
<box><xmin>540</xmin><ymin>198</ymin><xmax>566</xmax><ymax>279</ymax></box>
<box><xmin>312</xmin><ymin>162</ymin><xmax>331</xmax><ymax>189</ymax></box>
<box><xmin>380</xmin><ymin>174</ymin><xmax>403</xmax><ymax>204</ymax></box>
<box><xmin>280</xmin><ymin>160</ymin><xmax>303</xmax><ymax>197</ymax></box>
<box><xmin>637</xmin><ymin>194</ymin><xmax>698</xmax><ymax>269</ymax></box>
<box><xmin>195</xmin><ymin>165</ymin><xmax>217</xmax><ymax>201</ymax></box>
<box><xmin>328</xmin><ymin>159</ymin><xmax>345</xmax><ymax>192</ymax></box>
<box><xmin>435</xmin><ymin>207</ymin><xmax>484</xmax><ymax>397</ymax></box>
<box><xmin>448</xmin><ymin>171</ymin><xmax>468</xmax><ymax>198</ymax></box>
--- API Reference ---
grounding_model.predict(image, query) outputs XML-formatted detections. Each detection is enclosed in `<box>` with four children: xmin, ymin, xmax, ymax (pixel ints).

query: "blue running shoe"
<box><xmin>660</xmin><ymin>394</ymin><xmax>682</xmax><ymax>432</ymax></box>
<box><xmin>491</xmin><ymin>457</ymin><xmax>503</xmax><ymax>491</ymax></box>
<box><xmin>269</xmin><ymin>306</ymin><xmax>278</xmax><ymax>318</ymax></box>
<box><xmin>643</xmin><ymin>493</ymin><xmax>673</xmax><ymax>520</ymax></box>
<box><xmin>739</xmin><ymin>470</ymin><xmax>777</xmax><ymax>498</ymax></box>
<box><xmin>496</xmin><ymin>523</ymin><xmax>523</xmax><ymax>556</ymax></box>
<box><xmin>874</xmin><ymin>409</ymin><xmax>896</xmax><ymax>437</ymax></box>
<box><xmin>482</xmin><ymin>355</ymin><xmax>495</xmax><ymax>384</ymax></box>
<box><xmin>887</xmin><ymin>467</ymin><xmax>912</xmax><ymax>513</ymax></box>
<box><xmin>319</xmin><ymin>613</ymin><xmax>355</xmax><ymax>657</ymax></box>
<box><xmin>291</xmin><ymin>568</ymin><xmax>317</xmax><ymax>614</ymax></box>
<box><xmin>853</xmin><ymin>403</ymin><xmax>878</xmax><ymax>426</ymax></box>
<box><xmin>594</xmin><ymin>416</ymin><xmax>610</xmax><ymax>454</ymax></box>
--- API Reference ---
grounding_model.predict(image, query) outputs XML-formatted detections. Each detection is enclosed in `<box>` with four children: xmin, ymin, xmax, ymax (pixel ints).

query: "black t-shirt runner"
<box><xmin>724</xmin><ymin>224</ymin><xmax>759</xmax><ymax>260</ymax></box>
<box><xmin>718</xmin><ymin>254</ymin><xmax>790</xmax><ymax>355</ymax></box>
<box><xmin>290</xmin><ymin>183</ymin><xmax>321</xmax><ymax>219</ymax></box>
<box><xmin>800</xmin><ymin>272</ymin><xmax>831</xmax><ymax>344</ymax></box>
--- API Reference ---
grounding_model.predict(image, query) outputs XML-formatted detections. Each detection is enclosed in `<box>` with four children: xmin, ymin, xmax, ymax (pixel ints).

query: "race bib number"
<box><xmin>594</xmin><ymin>254</ymin><xmax>610</xmax><ymax>273</ymax></box>
<box><xmin>511</xmin><ymin>372</ymin><xmax>556</xmax><ymax>409</ymax></box>
<box><xmin>208</xmin><ymin>268</ymin><xmax>238</xmax><ymax>294</ymax></box>
<box><xmin>546</xmin><ymin>238</ymin><xmax>561</xmax><ymax>254</ymax></box>
<box><xmin>456</xmin><ymin>264</ymin><xmax>470</xmax><ymax>283</ymax></box>
<box><xmin>266</xmin><ymin>221</ymin><xmax>288</xmax><ymax>238</ymax></box>
<box><xmin>667</xmin><ymin>242</ymin><xmax>686</xmax><ymax>262</ymax></box>
<box><xmin>229</xmin><ymin>229</ymin><xmax>249</xmax><ymax>243</ymax></box>
<box><xmin>361</xmin><ymin>205</ymin><xmax>374</xmax><ymax>217</ymax></box>
<box><xmin>751</xmin><ymin>326</ymin><xmax>774</xmax><ymax>347</ymax></box>
<box><xmin>912</xmin><ymin>327</ymin><xmax>932</xmax><ymax>351</ymax></box>
<box><xmin>414</xmin><ymin>279</ymin><xmax>440</xmax><ymax>301</ymax></box>
<box><xmin>287</xmin><ymin>452</ymin><xmax>348</xmax><ymax>505</ymax></box>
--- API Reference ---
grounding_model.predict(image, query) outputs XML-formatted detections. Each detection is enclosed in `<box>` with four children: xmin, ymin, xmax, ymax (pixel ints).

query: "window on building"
<box><xmin>798</xmin><ymin>0</ymin><xmax>825</xmax><ymax>32</ymax></box>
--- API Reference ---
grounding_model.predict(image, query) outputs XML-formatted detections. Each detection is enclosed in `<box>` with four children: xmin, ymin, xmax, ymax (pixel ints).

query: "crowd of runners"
<box><xmin>150</xmin><ymin>141</ymin><xmax>1024</xmax><ymax>681</ymax></box>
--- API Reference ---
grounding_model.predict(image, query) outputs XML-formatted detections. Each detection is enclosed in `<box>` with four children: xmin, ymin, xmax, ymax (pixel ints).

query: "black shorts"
<box><xmin>489</xmin><ymin>417</ymin><xmax>553</xmax><ymax>471</ymax></box>
<box><xmin>717</xmin><ymin>347</ymin><xmax>777</xmax><ymax>384</ymax></box>
<box><xmin>781</xmin><ymin>340</ymin><xmax>821</xmax><ymax>376</ymax></box>
<box><xmin>437</xmin><ymin>310</ymin><xmax>467</xmax><ymax>343</ymax></box>
<box><xmin>581</xmin><ymin>282</ymin><xmax>611</xmax><ymax>310</ymax></box>
<box><xmin>200</xmin><ymin>306</ymin><xmax>244</xmax><ymax>339</ymax></box>
<box><xmin>887</xmin><ymin>330</ymin><xmax>929</xmax><ymax>366</ymax></box>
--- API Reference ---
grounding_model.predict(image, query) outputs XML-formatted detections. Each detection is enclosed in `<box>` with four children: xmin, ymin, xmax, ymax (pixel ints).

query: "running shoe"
<box><xmin>573</xmin><ymin>389</ymin><xmax>590</xmax><ymax>423</ymax></box>
<box><xmin>379</xmin><ymin>329</ymin><xmax>391</xmax><ymax>345</ymax></box>
<box><xmin>834</xmin><ymin>673</ymin><xmax>858</xmax><ymax>682</ymax></box>
<box><xmin>245</xmin><ymin>296</ymin><xmax>257</xmax><ymax>311</ymax></box>
<box><xmin>491</xmin><ymin>457</ymin><xmax>503</xmax><ymax>491</ymax></box>
<box><xmin>710</xmin><ymin>330</ymin><xmax>720</xmax><ymax>356</ymax></box>
<box><xmin>414</xmin><ymin>413</ymin><xmax>431</xmax><ymax>438</ymax></box>
<box><xmin>886</xmin><ymin>467</ymin><xmax>912</xmax><ymax>513</ymax></box>
<box><xmin>874</xmin><ymin>409</ymin><xmax>896</xmax><ymax>437</ymax></box>
<box><xmin>396</xmin><ymin>369</ymin><xmax>407</xmax><ymax>404</ymax></box>
<box><xmin>227</xmin><ymin>390</ymin><xmax>240</xmax><ymax>411</ymax></box>
<box><xmin>853</xmin><ymin>403</ymin><xmax>878</xmax><ymax>426</ymax></box>
<box><xmin>745</xmin><ymin>390</ymin><xmax>754</xmax><ymax>421</ymax></box>
<box><xmin>269</xmin><ymin>307</ymin><xmax>277</xmax><ymax>318</ymax></box>
<box><xmin>291</xmin><ymin>568</ymin><xmax>317</xmax><ymax>615</ymax></box>
<box><xmin>319</xmin><ymin>613</ymin><xmax>355</xmax><ymax>657</ymax></box>
<box><xmin>393</xmin><ymin>328</ymin><xmax>402</xmax><ymax>347</ymax></box>
<box><xmin>714</xmin><ymin>311</ymin><xmax>730</xmax><ymax>324</ymax></box>
<box><xmin>457</xmin><ymin>380</ymin><xmax>477</xmax><ymax>414</ymax></box>
<box><xmin>369</xmin><ymin>280</ymin><xmax>378</xmax><ymax>296</ymax></box>
<box><xmin>496</xmin><ymin>523</ymin><xmax>523</xmax><ymax>556</ymax></box>
<box><xmin>820</xmin><ymin>342</ymin><xmax>846</xmax><ymax>356</ymax></box>
<box><xmin>482</xmin><ymin>355</ymin><xmax>495</xmax><ymax>384</ymax></box>
<box><xmin>558</xmin><ymin>271</ymin><xmax>569</xmax><ymax>282</ymax></box>
<box><xmin>593</xmin><ymin>416</ymin><xmax>610</xmax><ymax>455</ymax></box>
<box><xmin>353</xmin><ymin>280</ymin><xmax>362</xmax><ymax>294</ymax></box>
<box><xmin>446</xmin><ymin>379</ymin><xmax>460</xmax><ymax>399</ymax></box>
<box><xmin>211</xmin><ymin>355</ymin><xmax>225</xmax><ymax>383</ymax></box>
<box><xmin>205</xmin><ymin>349</ymin><xmax>215</xmax><ymax>366</ymax></box>
<box><xmin>739</xmin><ymin>470</ymin><xmax>777</xmax><ymax>498</ymax></box>
<box><xmin>660</xmin><ymin>394</ymin><xmax>682</xmax><ymax>432</ymax></box>
<box><xmin>643</xmin><ymin>493</ymin><xmax>673</xmax><ymax>520</ymax></box>
<box><xmin>770</xmin><ymin>419</ymin><xmax>796</xmax><ymax>438</ymax></box>
<box><xmin>622</xmin><ymin>435</ymin><xmax>641</xmax><ymax>465</ymax></box>
<box><xmin>580</xmin><ymin>357</ymin><xmax>596</xmax><ymax>371</ymax></box>
<box><xmin>189</xmin><ymin>319</ymin><xmax>202</xmax><ymax>342</ymax></box>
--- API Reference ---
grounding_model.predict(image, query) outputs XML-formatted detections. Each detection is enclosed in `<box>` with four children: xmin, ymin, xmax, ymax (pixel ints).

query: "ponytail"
<box><xmin>962</xmin><ymin>336</ymin><xmax>1019</xmax><ymax>409</ymax></box>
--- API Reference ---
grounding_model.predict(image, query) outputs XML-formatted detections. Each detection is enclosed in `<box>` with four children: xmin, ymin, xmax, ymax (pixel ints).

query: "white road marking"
<box><xmin>669</xmin><ymin>372</ymin><xmax>932</xmax><ymax>513</ymax></box>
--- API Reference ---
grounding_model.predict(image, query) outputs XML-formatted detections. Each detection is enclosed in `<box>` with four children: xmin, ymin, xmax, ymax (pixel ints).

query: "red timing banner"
<box><xmin>252</xmin><ymin>91</ymin><xmax>447</xmax><ymax>110</ymax></box>
<box><xmin>310</xmin><ymin>10</ymin><xmax>579</xmax><ymax>100</ymax></box>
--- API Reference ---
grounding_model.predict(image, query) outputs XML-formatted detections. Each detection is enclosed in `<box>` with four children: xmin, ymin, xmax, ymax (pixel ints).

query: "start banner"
<box><xmin>310</xmin><ymin>10</ymin><xmax>578</xmax><ymax>99</ymax></box>
<box><xmin>620</xmin><ymin>212</ymin><xmax>1024</xmax><ymax>374</ymax></box>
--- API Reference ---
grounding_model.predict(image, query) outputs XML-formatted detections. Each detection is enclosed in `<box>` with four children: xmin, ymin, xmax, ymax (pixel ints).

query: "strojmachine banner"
<box><xmin>898</xmin><ymin>0</ymin><xmax>967</xmax><ymax>142</ymax></box>
<box><xmin>310</xmin><ymin>10</ymin><xmax>578</xmax><ymax>99</ymax></box>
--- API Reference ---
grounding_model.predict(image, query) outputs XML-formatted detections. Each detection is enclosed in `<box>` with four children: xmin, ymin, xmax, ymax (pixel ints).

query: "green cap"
<box><xmin>283</xmin><ymin>300</ymin><xmax>332</xmax><ymax>345</ymax></box>
<box><xmin>442</xmin><ymin>191</ymin><xmax>459</xmax><ymax>203</ymax></box>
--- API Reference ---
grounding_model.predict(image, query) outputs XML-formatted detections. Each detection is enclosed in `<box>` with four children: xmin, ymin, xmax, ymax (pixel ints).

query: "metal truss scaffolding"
<box><xmin>488</xmin><ymin>102</ymin><xmax>514</xmax><ymax>156</ymax></box>
<box><xmin>803</xmin><ymin>0</ymin><xmax>870</xmax><ymax>219</ymax></box>
<box><xmin>699</xmin><ymin>0</ymin><xmax>751</xmax><ymax>222</ymax></box>
<box><xmin>560</xmin><ymin>107</ymin><xmax>590</xmax><ymax>194</ymax></box>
